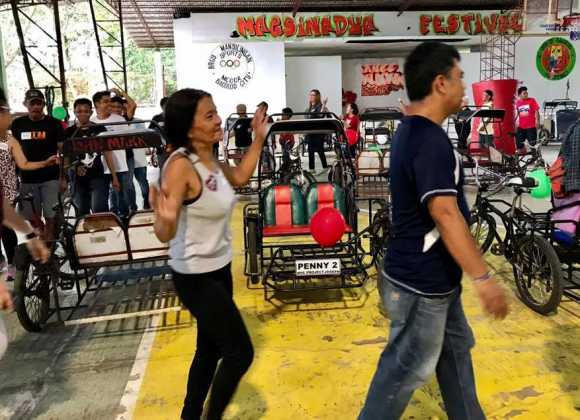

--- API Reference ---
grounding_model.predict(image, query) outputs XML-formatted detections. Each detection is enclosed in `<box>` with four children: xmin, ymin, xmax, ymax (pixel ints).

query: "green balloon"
<box><xmin>528</xmin><ymin>169</ymin><xmax>552</xmax><ymax>199</ymax></box>
<box><xmin>52</xmin><ymin>106</ymin><xmax>67</xmax><ymax>121</ymax></box>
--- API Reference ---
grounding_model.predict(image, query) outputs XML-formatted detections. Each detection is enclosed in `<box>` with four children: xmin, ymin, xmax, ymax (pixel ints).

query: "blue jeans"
<box><xmin>108</xmin><ymin>172</ymin><xmax>130</xmax><ymax>218</ymax></box>
<box><xmin>127</xmin><ymin>156</ymin><xmax>150</xmax><ymax>211</ymax></box>
<box><xmin>74</xmin><ymin>176</ymin><xmax>109</xmax><ymax>216</ymax></box>
<box><xmin>134</xmin><ymin>166</ymin><xmax>150</xmax><ymax>209</ymax></box>
<box><xmin>359</xmin><ymin>277</ymin><xmax>485</xmax><ymax>420</ymax></box>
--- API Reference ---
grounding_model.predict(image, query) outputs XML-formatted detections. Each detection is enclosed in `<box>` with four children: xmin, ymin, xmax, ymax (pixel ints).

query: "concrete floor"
<box><xmin>1</xmin><ymin>144</ymin><xmax>578</xmax><ymax>419</ymax></box>
<box><xmin>1</xmin><ymin>200</ymin><xmax>579</xmax><ymax>420</ymax></box>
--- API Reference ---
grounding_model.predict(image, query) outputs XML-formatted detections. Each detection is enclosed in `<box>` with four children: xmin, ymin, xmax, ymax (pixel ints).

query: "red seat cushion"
<box><xmin>263</xmin><ymin>225</ymin><xmax>311</xmax><ymax>237</ymax></box>
<box><xmin>262</xmin><ymin>224</ymin><xmax>353</xmax><ymax>237</ymax></box>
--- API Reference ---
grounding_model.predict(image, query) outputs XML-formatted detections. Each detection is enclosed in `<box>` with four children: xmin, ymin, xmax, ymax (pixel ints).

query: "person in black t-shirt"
<box><xmin>359</xmin><ymin>43</ymin><xmax>508</xmax><ymax>420</ymax></box>
<box><xmin>65</xmin><ymin>98</ymin><xmax>118</xmax><ymax>216</ymax></box>
<box><xmin>150</xmin><ymin>96</ymin><xmax>168</xmax><ymax>168</ymax></box>
<box><xmin>10</xmin><ymin>89</ymin><xmax>64</xmax><ymax>240</ymax></box>
<box><xmin>304</xmin><ymin>90</ymin><xmax>329</xmax><ymax>172</ymax></box>
<box><xmin>230</xmin><ymin>104</ymin><xmax>252</xmax><ymax>149</ymax></box>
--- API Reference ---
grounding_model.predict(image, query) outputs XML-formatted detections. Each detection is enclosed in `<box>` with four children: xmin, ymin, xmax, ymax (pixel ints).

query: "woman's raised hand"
<box><xmin>150</xmin><ymin>184</ymin><xmax>181</xmax><ymax>225</ymax></box>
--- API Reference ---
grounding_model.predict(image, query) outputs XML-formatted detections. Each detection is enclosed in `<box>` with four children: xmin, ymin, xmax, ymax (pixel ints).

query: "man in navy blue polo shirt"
<box><xmin>359</xmin><ymin>42</ymin><xmax>508</xmax><ymax>420</ymax></box>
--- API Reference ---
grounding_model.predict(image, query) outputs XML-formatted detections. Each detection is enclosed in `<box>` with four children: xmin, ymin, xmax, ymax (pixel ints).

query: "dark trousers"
<box><xmin>172</xmin><ymin>264</ymin><xmax>254</xmax><ymax>420</ymax></box>
<box><xmin>0</xmin><ymin>227</ymin><xmax>17</xmax><ymax>265</ymax></box>
<box><xmin>455</xmin><ymin>120</ymin><xmax>471</xmax><ymax>150</ymax></box>
<box><xmin>307</xmin><ymin>136</ymin><xmax>328</xmax><ymax>170</ymax></box>
<box><xmin>516</xmin><ymin>127</ymin><xmax>538</xmax><ymax>149</ymax></box>
<box><xmin>74</xmin><ymin>177</ymin><xmax>109</xmax><ymax>217</ymax></box>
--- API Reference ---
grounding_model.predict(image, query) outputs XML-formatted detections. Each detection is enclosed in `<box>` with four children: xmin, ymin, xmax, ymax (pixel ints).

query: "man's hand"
<box><xmin>473</xmin><ymin>278</ymin><xmax>509</xmax><ymax>319</ymax></box>
<box><xmin>0</xmin><ymin>280</ymin><xmax>13</xmax><ymax>311</ymax></box>
<box><xmin>110</xmin><ymin>87</ymin><xmax>124</xmax><ymax>97</ymax></box>
<box><xmin>112</xmin><ymin>175</ymin><xmax>121</xmax><ymax>192</ymax></box>
<box><xmin>44</xmin><ymin>155</ymin><xmax>59</xmax><ymax>167</ymax></box>
<box><xmin>27</xmin><ymin>237</ymin><xmax>50</xmax><ymax>264</ymax></box>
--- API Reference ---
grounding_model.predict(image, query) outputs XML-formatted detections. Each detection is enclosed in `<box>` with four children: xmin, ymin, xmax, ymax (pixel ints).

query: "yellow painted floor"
<box><xmin>133</xmin><ymin>203</ymin><xmax>580</xmax><ymax>420</ymax></box>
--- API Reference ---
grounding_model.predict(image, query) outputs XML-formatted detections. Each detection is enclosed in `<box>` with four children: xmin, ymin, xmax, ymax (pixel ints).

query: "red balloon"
<box><xmin>310</xmin><ymin>207</ymin><xmax>346</xmax><ymax>247</ymax></box>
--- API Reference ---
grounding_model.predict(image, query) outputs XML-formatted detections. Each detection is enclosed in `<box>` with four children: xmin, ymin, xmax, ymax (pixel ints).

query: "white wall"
<box><xmin>461</xmin><ymin>37</ymin><xmax>578</xmax><ymax>107</ymax></box>
<box><xmin>514</xmin><ymin>36</ymin><xmax>579</xmax><ymax>106</ymax></box>
<box><xmin>285</xmin><ymin>56</ymin><xmax>342</xmax><ymax>116</ymax></box>
<box><xmin>174</xmin><ymin>18</ymin><xmax>286</xmax><ymax>120</ymax></box>
<box><xmin>341</xmin><ymin>52</ymin><xmax>480</xmax><ymax>110</ymax></box>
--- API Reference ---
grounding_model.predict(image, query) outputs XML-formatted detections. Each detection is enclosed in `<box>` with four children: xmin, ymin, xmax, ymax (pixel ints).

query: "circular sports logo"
<box><xmin>207</xmin><ymin>43</ymin><xmax>255</xmax><ymax>90</ymax></box>
<box><xmin>536</xmin><ymin>37</ymin><xmax>576</xmax><ymax>80</ymax></box>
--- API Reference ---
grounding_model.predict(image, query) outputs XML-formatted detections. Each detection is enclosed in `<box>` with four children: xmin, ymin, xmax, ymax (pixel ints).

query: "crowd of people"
<box><xmin>0</xmin><ymin>40</ymin><xmax>529</xmax><ymax>420</ymax></box>
<box><xmin>0</xmin><ymin>86</ymin><xmax>161</xmax><ymax>278</ymax></box>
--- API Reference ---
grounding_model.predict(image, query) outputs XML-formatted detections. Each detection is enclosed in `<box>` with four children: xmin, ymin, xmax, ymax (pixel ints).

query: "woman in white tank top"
<box><xmin>150</xmin><ymin>89</ymin><xmax>269</xmax><ymax>420</ymax></box>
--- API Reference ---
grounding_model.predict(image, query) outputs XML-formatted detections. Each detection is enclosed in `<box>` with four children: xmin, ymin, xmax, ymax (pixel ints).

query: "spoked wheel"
<box><xmin>537</xmin><ymin>127</ymin><xmax>551</xmax><ymax>146</ymax></box>
<box><xmin>512</xmin><ymin>235</ymin><xmax>563</xmax><ymax>315</ymax></box>
<box><xmin>14</xmin><ymin>247</ymin><xmax>51</xmax><ymax>332</ymax></box>
<box><xmin>469</xmin><ymin>212</ymin><xmax>496</xmax><ymax>254</ymax></box>
<box><xmin>282</xmin><ymin>169</ymin><xmax>316</xmax><ymax>192</ymax></box>
<box><xmin>369</xmin><ymin>206</ymin><xmax>390</xmax><ymax>308</ymax></box>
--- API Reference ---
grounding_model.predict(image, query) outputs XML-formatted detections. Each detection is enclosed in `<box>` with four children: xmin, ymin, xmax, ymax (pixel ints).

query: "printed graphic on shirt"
<box><xmin>20</xmin><ymin>131</ymin><xmax>47</xmax><ymax>141</ymax></box>
<box><xmin>205</xmin><ymin>174</ymin><xmax>218</xmax><ymax>191</ymax></box>
<box><xmin>518</xmin><ymin>104</ymin><xmax>531</xmax><ymax>116</ymax></box>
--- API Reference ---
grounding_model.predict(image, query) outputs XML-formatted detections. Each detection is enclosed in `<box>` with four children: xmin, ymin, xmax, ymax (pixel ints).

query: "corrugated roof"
<box><xmin>2</xmin><ymin>0</ymin><xmax>522</xmax><ymax>48</ymax></box>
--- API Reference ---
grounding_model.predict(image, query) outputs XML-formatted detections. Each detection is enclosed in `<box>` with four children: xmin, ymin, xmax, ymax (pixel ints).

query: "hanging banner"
<box><xmin>361</xmin><ymin>64</ymin><xmax>404</xmax><ymax>97</ymax></box>
<box><xmin>419</xmin><ymin>11</ymin><xmax>523</xmax><ymax>35</ymax></box>
<box><xmin>236</xmin><ymin>14</ymin><xmax>379</xmax><ymax>39</ymax></box>
<box><xmin>536</xmin><ymin>37</ymin><xmax>576</xmax><ymax>80</ymax></box>
<box><xmin>189</xmin><ymin>11</ymin><xmax>533</xmax><ymax>43</ymax></box>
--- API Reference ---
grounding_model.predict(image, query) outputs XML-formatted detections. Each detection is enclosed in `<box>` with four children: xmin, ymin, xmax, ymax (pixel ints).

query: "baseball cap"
<box><xmin>24</xmin><ymin>89</ymin><xmax>45</xmax><ymax>103</ymax></box>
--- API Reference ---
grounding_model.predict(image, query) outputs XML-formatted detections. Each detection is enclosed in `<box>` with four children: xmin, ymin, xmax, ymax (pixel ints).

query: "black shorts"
<box><xmin>516</xmin><ymin>127</ymin><xmax>537</xmax><ymax>148</ymax></box>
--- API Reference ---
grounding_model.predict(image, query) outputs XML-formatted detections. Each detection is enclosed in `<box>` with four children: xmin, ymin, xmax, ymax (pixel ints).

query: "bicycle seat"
<box><xmin>506</xmin><ymin>177</ymin><xmax>538</xmax><ymax>188</ymax></box>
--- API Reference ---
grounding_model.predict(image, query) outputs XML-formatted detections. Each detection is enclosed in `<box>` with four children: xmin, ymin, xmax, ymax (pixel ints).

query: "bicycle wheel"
<box><xmin>469</xmin><ymin>212</ymin><xmax>496</xmax><ymax>254</ymax></box>
<box><xmin>512</xmin><ymin>235</ymin><xmax>563</xmax><ymax>315</ymax></box>
<box><xmin>13</xmin><ymin>246</ymin><xmax>51</xmax><ymax>332</ymax></box>
<box><xmin>537</xmin><ymin>128</ymin><xmax>550</xmax><ymax>146</ymax></box>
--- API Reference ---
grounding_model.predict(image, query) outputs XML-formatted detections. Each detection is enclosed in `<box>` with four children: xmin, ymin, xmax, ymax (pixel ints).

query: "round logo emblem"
<box><xmin>536</xmin><ymin>37</ymin><xmax>576</xmax><ymax>80</ymax></box>
<box><xmin>208</xmin><ymin>43</ymin><xmax>255</xmax><ymax>90</ymax></box>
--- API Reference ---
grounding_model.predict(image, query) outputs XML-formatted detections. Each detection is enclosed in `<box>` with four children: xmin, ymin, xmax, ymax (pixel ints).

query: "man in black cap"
<box><xmin>10</xmin><ymin>89</ymin><xmax>64</xmax><ymax>240</ymax></box>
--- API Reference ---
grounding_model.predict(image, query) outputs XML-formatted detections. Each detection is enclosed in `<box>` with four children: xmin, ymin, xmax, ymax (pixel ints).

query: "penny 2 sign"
<box><xmin>208</xmin><ymin>43</ymin><xmax>255</xmax><ymax>90</ymax></box>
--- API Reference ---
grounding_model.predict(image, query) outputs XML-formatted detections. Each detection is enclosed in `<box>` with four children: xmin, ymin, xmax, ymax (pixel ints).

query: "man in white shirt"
<box><xmin>91</xmin><ymin>91</ymin><xmax>130</xmax><ymax>218</ymax></box>
<box><xmin>110</xmin><ymin>97</ymin><xmax>150</xmax><ymax>211</ymax></box>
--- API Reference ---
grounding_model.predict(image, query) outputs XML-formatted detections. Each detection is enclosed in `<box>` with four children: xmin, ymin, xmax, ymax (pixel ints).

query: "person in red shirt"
<box><xmin>344</xmin><ymin>102</ymin><xmax>360</xmax><ymax>157</ymax></box>
<box><xmin>515</xmin><ymin>86</ymin><xmax>540</xmax><ymax>153</ymax></box>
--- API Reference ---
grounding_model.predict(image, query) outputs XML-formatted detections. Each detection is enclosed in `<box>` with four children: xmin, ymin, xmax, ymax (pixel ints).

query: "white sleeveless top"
<box><xmin>166</xmin><ymin>148</ymin><xmax>237</xmax><ymax>274</ymax></box>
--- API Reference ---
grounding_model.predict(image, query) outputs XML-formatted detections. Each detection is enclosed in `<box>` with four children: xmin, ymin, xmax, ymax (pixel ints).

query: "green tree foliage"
<box><xmin>0</xmin><ymin>2</ymin><xmax>176</xmax><ymax>111</ymax></box>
